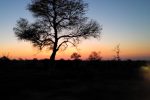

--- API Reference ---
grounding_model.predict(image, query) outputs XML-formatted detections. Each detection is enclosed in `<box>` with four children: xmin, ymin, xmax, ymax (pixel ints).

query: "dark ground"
<box><xmin>0</xmin><ymin>59</ymin><xmax>149</xmax><ymax>100</ymax></box>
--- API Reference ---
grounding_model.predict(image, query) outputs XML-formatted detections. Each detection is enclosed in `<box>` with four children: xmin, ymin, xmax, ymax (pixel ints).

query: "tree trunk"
<box><xmin>50</xmin><ymin>49</ymin><xmax>57</xmax><ymax>61</ymax></box>
<box><xmin>50</xmin><ymin>38</ymin><xmax>58</xmax><ymax>61</ymax></box>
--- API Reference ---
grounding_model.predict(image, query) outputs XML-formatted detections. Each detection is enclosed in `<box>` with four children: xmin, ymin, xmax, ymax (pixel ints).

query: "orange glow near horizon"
<box><xmin>0</xmin><ymin>40</ymin><xmax>149</xmax><ymax>60</ymax></box>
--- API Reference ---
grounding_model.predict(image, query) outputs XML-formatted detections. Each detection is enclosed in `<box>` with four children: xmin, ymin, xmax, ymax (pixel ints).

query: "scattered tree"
<box><xmin>113</xmin><ymin>44</ymin><xmax>121</xmax><ymax>61</ymax></box>
<box><xmin>13</xmin><ymin>0</ymin><xmax>102</xmax><ymax>61</ymax></box>
<box><xmin>71</xmin><ymin>52</ymin><xmax>81</xmax><ymax>60</ymax></box>
<box><xmin>88</xmin><ymin>51</ymin><xmax>102</xmax><ymax>61</ymax></box>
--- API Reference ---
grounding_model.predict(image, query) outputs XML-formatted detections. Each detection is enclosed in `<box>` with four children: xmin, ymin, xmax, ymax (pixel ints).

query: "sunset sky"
<box><xmin>0</xmin><ymin>0</ymin><xmax>150</xmax><ymax>60</ymax></box>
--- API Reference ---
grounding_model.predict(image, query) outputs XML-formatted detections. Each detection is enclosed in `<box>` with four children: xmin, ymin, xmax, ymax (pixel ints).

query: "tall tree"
<box><xmin>13</xmin><ymin>0</ymin><xmax>102</xmax><ymax>61</ymax></box>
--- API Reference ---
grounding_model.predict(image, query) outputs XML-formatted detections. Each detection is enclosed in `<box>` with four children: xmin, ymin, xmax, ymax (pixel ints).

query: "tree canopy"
<box><xmin>13</xmin><ymin>0</ymin><xmax>102</xmax><ymax>60</ymax></box>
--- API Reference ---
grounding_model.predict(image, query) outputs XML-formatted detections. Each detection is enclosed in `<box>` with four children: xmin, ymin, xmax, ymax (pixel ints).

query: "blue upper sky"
<box><xmin>0</xmin><ymin>0</ymin><xmax>150</xmax><ymax>60</ymax></box>
<box><xmin>85</xmin><ymin>0</ymin><xmax>150</xmax><ymax>41</ymax></box>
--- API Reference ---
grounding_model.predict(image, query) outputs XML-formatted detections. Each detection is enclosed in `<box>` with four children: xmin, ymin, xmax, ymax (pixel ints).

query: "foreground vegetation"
<box><xmin>0</xmin><ymin>59</ymin><xmax>149</xmax><ymax>100</ymax></box>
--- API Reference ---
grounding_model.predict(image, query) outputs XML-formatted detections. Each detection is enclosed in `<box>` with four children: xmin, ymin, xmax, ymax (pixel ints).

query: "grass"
<box><xmin>0</xmin><ymin>60</ymin><xmax>149</xmax><ymax>100</ymax></box>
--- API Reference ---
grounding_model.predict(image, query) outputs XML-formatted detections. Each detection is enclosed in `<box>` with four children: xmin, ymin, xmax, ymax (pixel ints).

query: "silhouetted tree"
<box><xmin>71</xmin><ymin>52</ymin><xmax>81</xmax><ymax>60</ymax></box>
<box><xmin>88</xmin><ymin>51</ymin><xmax>102</xmax><ymax>61</ymax></box>
<box><xmin>13</xmin><ymin>0</ymin><xmax>102</xmax><ymax>61</ymax></box>
<box><xmin>113</xmin><ymin>44</ymin><xmax>121</xmax><ymax>61</ymax></box>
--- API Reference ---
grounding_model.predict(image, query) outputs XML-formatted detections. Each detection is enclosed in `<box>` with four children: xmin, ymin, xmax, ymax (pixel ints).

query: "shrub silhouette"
<box><xmin>0</xmin><ymin>56</ymin><xmax>10</xmax><ymax>61</ymax></box>
<box><xmin>88</xmin><ymin>51</ymin><xmax>102</xmax><ymax>61</ymax></box>
<box><xmin>71</xmin><ymin>52</ymin><xmax>81</xmax><ymax>60</ymax></box>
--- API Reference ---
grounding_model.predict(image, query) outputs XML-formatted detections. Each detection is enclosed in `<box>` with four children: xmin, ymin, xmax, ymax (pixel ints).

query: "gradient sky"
<box><xmin>0</xmin><ymin>0</ymin><xmax>150</xmax><ymax>60</ymax></box>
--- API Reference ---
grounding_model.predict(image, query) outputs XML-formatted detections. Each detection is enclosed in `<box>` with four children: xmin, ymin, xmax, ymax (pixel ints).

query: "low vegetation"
<box><xmin>0</xmin><ymin>59</ymin><xmax>147</xmax><ymax>100</ymax></box>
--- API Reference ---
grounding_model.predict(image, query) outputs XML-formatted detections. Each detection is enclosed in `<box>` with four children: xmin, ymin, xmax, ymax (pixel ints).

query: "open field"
<box><xmin>0</xmin><ymin>60</ymin><xmax>149</xmax><ymax>100</ymax></box>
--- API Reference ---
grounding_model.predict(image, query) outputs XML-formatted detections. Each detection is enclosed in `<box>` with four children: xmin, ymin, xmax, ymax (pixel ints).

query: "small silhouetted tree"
<box><xmin>88</xmin><ymin>51</ymin><xmax>102</xmax><ymax>61</ymax></box>
<box><xmin>13</xmin><ymin>0</ymin><xmax>102</xmax><ymax>61</ymax></box>
<box><xmin>113</xmin><ymin>44</ymin><xmax>121</xmax><ymax>61</ymax></box>
<box><xmin>71</xmin><ymin>52</ymin><xmax>81</xmax><ymax>60</ymax></box>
